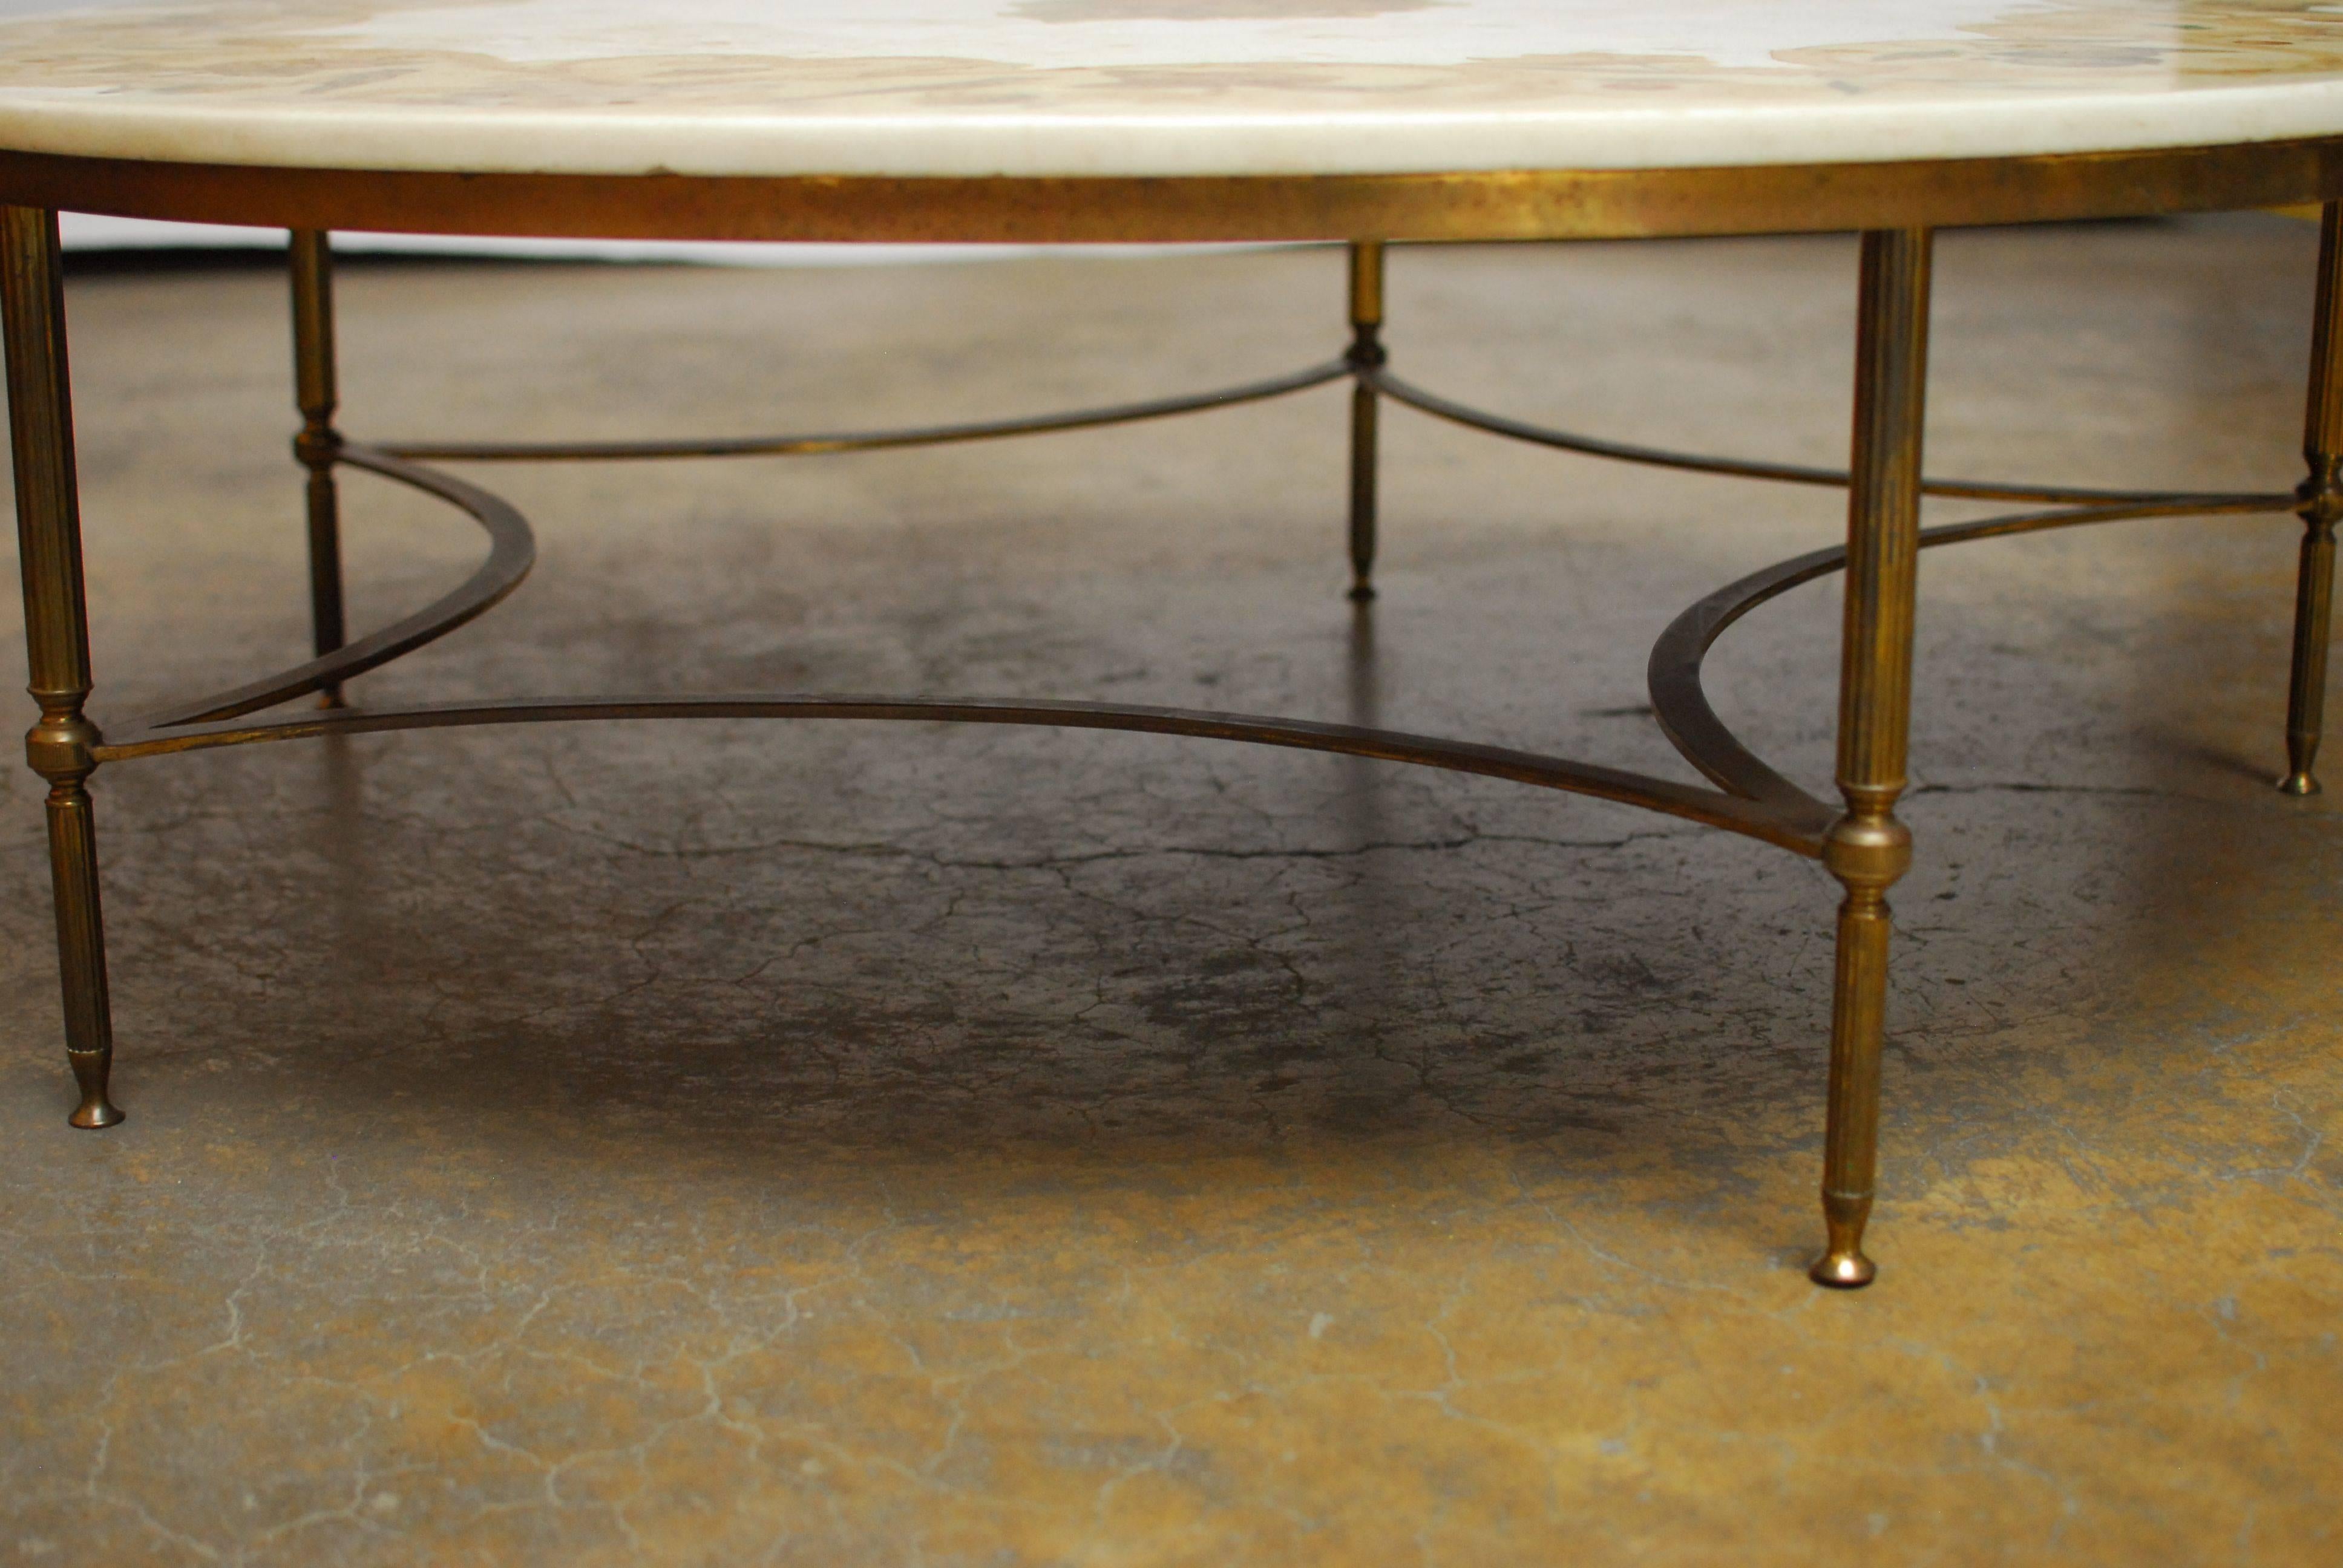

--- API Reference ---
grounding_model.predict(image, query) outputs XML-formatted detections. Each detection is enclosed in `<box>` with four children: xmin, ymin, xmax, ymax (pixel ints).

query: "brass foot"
<box><xmin>1808</xmin><ymin>1249</ymin><xmax>1876</xmax><ymax>1289</ymax></box>
<box><xmin>2281</xmin><ymin>769</ymin><xmax>2321</xmax><ymax>796</ymax></box>
<box><xmin>1810</xmin><ymin>1189</ymin><xmax>1877</xmax><ymax>1287</ymax></box>
<box><xmin>67</xmin><ymin>1053</ymin><xmax>122</xmax><ymax>1129</ymax></box>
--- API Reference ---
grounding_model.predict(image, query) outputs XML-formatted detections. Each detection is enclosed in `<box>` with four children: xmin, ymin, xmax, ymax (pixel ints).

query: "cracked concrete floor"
<box><xmin>2</xmin><ymin>218</ymin><xmax>2339</xmax><ymax>1565</ymax></box>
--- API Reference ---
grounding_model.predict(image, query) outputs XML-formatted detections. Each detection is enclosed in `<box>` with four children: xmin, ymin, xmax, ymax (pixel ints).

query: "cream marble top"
<box><xmin>0</xmin><ymin>1</ymin><xmax>2341</xmax><ymax>179</ymax></box>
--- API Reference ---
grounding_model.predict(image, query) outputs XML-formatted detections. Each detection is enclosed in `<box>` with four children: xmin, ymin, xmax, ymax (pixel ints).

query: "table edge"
<box><xmin>7</xmin><ymin>138</ymin><xmax>2342</xmax><ymax>244</ymax></box>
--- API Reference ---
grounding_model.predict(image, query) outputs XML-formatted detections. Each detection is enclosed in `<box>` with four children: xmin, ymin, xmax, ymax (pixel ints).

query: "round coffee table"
<box><xmin>5</xmin><ymin>1</ymin><xmax>2341</xmax><ymax>1288</ymax></box>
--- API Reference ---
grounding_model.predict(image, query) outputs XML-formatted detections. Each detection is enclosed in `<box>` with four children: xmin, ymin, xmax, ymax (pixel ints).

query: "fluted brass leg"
<box><xmin>4</xmin><ymin>206</ymin><xmax>122</xmax><ymax>1129</ymax></box>
<box><xmin>1346</xmin><ymin>240</ymin><xmax>1384</xmax><ymax>603</ymax></box>
<box><xmin>2284</xmin><ymin>515</ymin><xmax>2334</xmax><ymax>795</ymax></box>
<box><xmin>1812</xmin><ymin>229</ymin><xmax>1932</xmax><ymax>1289</ymax></box>
<box><xmin>290</xmin><ymin>230</ymin><xmax>347</xmax><ymax>707</ymax></box>
<box><xmin>2284</xmin><ymin>203</ymin><xmax>2343</xmax><ymax>795</ymax></box>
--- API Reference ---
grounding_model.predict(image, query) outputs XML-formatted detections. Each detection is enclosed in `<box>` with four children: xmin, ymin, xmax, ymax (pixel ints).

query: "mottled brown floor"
<box><xmin>2</xmin><ymin>220</ymin><xmax>2339</xmax><ymax>1566</ymax></box>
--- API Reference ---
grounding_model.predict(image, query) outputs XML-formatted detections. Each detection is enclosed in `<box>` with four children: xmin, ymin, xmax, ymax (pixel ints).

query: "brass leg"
<box><xmin>1346</xmin><ymin>240</ymin><xmax>1384</xmax><ymax>603</ymax></box>
<box><xmin>4</xmin><ymin>207</ymin><xmax>122</xmax><ymax>1129</ymax></box>
<box><xmin>2284</xmin><ymin>202</ymin><xmax>2343</xmax><ymax>795</ymax></box>
<box><xmin>1811</xmin><ymin>229</ymin><xmax>1932</xmax><ymax>1288</ymax></box>
<box><xmin>290</xmin><ymin>230</ymin><xmax>347</xmax><ymax>707</ymax></box>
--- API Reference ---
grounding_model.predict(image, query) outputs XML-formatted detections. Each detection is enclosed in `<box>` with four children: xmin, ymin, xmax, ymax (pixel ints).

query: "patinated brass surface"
<box><xmin>7</xmin><ymin>139</ymin><xmax>2343</xmax><ymax>244</ymax></box>
<box><xmin>1</xmin><ymin>207</ymin><xmax>116</xmax><ymax>1131</ymax></box>
<box><xmin>84</xmin><ymin>243</ymin><xmax>2291</xmax><ymax>872</ymax></box>
<box><xmin>1810</xmin><ymin>230</ymin><xmax>1932</xmax><ymax>1289</ymax></box>
<box><xmin>289</xmin><ymin>229</ymin><xmax>347</xmax><ymax>707</ymax></box>
<box><xmin>7</xmin><ymin>230</ymin><xmax>2336</xmax><ymax>1558</ymax></box>
<box><xmin>2286</xmin><ymin>203</ymin><xmax>2343</xmax><ymax>794</ymax></box>
<box><xmin>1345</xmin><ymin>239</ymin><xmax>1383</xmax><ymax>604</ymax></box>
<box><xmin>5</xmin><ymin>137</ymin><xmax>2340</xmax><ymax>1288</ymax></box>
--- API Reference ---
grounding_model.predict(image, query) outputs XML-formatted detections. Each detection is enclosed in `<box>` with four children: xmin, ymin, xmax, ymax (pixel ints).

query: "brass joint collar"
<box><xmin>25</xmin><ymin>710</ymin><xmax>100</xmax><ymax>782</ymax></box>
<box><xmin>2297</xmin><ymin>457</ymin><xmax>2343</xmax><ymax>527</ymax></box>
<box><xmin>293</xmin><ymin>426</ymin><xmax>343</xmax><ymax>468</ymax></box>
<box><xmin>1346</xmin><ymin>331</ymin><xmax>1387</xmax><ymax>370</ymax></box>
<box><xmin>1821</xmin><ymin>809</ymin><xmax>1912</xmax><ymax>890</ymax></box>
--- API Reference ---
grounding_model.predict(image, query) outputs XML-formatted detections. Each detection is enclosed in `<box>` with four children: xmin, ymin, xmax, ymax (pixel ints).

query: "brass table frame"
<box><xmin>7</xmin><ymin>140</ymin><xmax>2341</xmax><ymax>1288</ymax></box>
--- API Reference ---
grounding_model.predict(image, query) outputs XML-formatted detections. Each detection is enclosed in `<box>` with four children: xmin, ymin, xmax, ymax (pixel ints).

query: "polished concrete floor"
<box><xmin>2</xmin><ymin>219</ymin><xmax>2339</xmax><ymax>1565</ymax></box>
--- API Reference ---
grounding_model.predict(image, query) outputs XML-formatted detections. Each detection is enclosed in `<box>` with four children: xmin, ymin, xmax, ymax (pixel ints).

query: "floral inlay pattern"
<box><xmin>0</xmin><ymin>2</ymin><xmax>2338</xmax><ymax>174</ymax></box>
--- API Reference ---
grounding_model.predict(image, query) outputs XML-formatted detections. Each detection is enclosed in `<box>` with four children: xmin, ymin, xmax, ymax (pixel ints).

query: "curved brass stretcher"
<box><xmin>90</xmin><ymin>241</ymin><xmax>2301</xmax><ymax>852</ymax></box>
<box><xmin>7</xmin><ymin>209</ymin><xmax>2338</xmax><ymax>1290</ymax></box>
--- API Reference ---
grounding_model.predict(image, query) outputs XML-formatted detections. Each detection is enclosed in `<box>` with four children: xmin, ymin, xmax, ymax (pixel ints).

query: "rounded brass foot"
<box><xmin>67</xmin><ymin>1050</ymin><xmax>123</xmax><ymax>1128</ymax></box>
<box><xmin>2281</xmin><ymin>770</ymin><xmax>2321</xmax><ymax>797</ymax></box>
<box><xmin>68</xmin><ymin>1097</ymin><xmax>125</xmax><ymax>1129</ymax></box>
<box><xmin>1347</xmin><ymin>583</ymin><xmax>1377</xmax><ymax>603</ymax></box>
<box><xmin>1808</xmin><ymin>1250</ymin><xmax>1876</xmax><ymax>1289</ymax></box>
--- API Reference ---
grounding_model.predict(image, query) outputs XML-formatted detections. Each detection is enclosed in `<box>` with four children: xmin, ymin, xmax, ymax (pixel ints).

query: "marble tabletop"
<box><xmin>0</xmin><ymin>1</ymin><xmax>2341</xmax><ymax>180</ymax></box>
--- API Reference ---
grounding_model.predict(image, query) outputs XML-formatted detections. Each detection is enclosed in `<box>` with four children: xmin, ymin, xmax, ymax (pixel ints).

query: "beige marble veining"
<box><xmin>0</xmin><ymin>2</ymin><xmax>2339</xmax><ymax>177</ymax></box>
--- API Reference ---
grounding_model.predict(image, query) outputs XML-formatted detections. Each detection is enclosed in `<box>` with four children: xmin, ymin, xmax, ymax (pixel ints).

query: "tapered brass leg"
<box><xmin>1811</xmin><ymin>229</ymin><xmax>1933</xmax><ymax>1288</ymax></box>
<box><xmin>1346</xmin><ymin>240</ymin><xmax>1384</xmax><ymax>603</ymax></box>
<box><xmin>290</xmin><ymin>230</ymin><xmax>347</xmax><ymax>707</ymax></box>
<box><xmin>4</xmin><ymin>207</ymin><xmax>122</xmax><ymax>1129</ymax></box>
<box><xmin>2284</xmin><ymin>203</ymin><xmax>2343</xmax><ymax>795</ymax></box>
